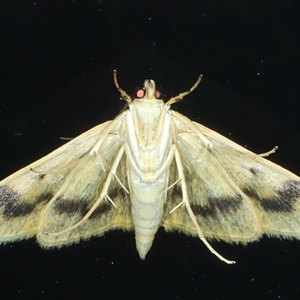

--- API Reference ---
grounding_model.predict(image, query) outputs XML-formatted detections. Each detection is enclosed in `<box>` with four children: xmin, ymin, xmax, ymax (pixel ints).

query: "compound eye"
<box><xmin>155</xmin><ymin>90</ymin><xmax>161</xmax><ymax>98</ymax></box>
<box><xmin>136</xmin><ymin>89</ymin><xmax>145</xmax><ymax>98</ymax></box>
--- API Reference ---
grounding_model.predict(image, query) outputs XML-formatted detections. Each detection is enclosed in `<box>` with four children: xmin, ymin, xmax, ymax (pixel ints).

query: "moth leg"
<box><xmin>92</xmin><ymin>152</ymin><xmax>106</xmax><ymax>171</ymax></box>
<box><xmin>166</xmin><ymin>178</ymin><xmax>181</xmax><ymax>192</ymax></box>
<box><xmin>46</xmin><ymin>145</ymin><xmax>125</xmax><ymax>236</ymax></box>
<box><xmin>218</xmin><ymin>146</ymin><xmax>279</xmax><ymax>163</ymax></box>
<box><xmin>114</xmin><ymin>173</ymin><xmax>129</xmax><ymax>194</ymax></box>
<box><xmin>173</xmin><ymin>148</ymin><xmax>236</xmax><ymax>264</ymax></box>
<box><xmin>169</xmin><ymin>200</ymin><xmax>184</xmax><ymax>214</ymax></box>
<box><xmin>253</xmin><ymin>146</ymin><xmax>278</xmax><ymax>157</ymax></box>
<box><xmin>207</xmin><ymin>145</ymin><xmax>279</xmax><ymax>172</ymax></box>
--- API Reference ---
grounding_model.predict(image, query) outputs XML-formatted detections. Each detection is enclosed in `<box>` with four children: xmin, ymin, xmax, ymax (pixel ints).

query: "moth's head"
<box><xmin>113</xmin><ymin>69</ymin><xmax>202</xmax><ymax>105</ymax></box>
<box><xmin>136</xmin><ymin>79</ymin><xmax>162</xmax><ymax>100</ymax></box>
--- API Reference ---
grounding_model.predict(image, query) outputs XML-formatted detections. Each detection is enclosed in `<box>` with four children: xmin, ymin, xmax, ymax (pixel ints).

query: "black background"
<box><xmin>1</xmin><ymin>1</ymin><xmax>300</xmax><ymax>299</ymax></box>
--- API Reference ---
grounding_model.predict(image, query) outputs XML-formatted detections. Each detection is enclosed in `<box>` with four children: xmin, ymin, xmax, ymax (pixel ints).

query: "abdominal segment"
<box><xmin>129</xmin><ymin>173</ymin><xmax>167</xmax><ymax>259</ymax></box>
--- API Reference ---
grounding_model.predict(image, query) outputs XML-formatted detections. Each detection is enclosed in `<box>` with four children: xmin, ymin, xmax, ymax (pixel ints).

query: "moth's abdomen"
<box><xmin>129</xmin><ymin>173</ymin><xmax>167</xmax><ymax>259</ymax></box>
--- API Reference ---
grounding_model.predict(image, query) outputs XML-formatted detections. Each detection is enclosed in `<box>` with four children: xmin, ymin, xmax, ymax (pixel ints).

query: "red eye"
<box><xmin>155</xmin><ymin>90</ymin><xmax>161</xmax><ymax>98</ymax></box>
<box><xmin>136</xmin><ymin>89</ymin><xmax>144</xmax><ymax>98</ymax></box>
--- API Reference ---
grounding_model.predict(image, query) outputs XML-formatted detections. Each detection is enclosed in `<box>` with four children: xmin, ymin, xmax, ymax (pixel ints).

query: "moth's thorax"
<box><xmin>125</xmin><ymin>98</ymin><xmax>172</xmax><ymax>180</ymax></box>
<box><xmin>132</xmin><ymin>97</ymin><xmax>165</xmax><ymax>119</ymax></box>
<box><xmin>128</xmin><ymin>78</ymin><xmax>169</xmax><ymax>150</ymax></box>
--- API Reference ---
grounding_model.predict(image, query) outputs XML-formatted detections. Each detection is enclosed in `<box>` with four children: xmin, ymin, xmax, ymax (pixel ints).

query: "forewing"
<box><xmin>162</xmin><ymin>112</ymin><xmax>300</xmax><ymax>243</ymax></box>
<box><xmin>0</xmin><ymin>120</ymin><xmax>133</xmax><ymax>247</ymax></box>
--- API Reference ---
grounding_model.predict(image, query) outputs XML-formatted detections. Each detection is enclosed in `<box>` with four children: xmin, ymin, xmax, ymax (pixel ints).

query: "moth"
<box><xmin>1</xmin><ymin>70</ymin><xmax>300</xmax><ymax>265</ymax></box>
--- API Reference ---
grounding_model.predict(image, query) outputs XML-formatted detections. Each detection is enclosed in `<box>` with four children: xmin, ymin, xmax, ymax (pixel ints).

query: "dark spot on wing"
<box><xmin>0</xmin><ymin>185</ymin><xmax>19</xmax><ymax>206</ymax></box>
<box><xmin>35</xmin><ymin>192</ymin><xmax>54</xmax><ymax>204</ymax></box>
<box><xmin>191</xmin><ymin>194</ymin><xmax>242</xmax><ymax>218</ymax></box>
<box><xmin>249</xmin><ymin>167</ymin><xmax>260</xmax><ymax>175</ymax></box>
<box><xmin>53</xmin><ymin>197</ymin><xmax>113</xmax><ymax>219</ymax></box>
<box><xmin>279</xmin><ymin>180</ymin><xmax>300</xmax><ymax>199</ymax></box>
<box><xmin>90</xmin><ymin>202</ymin><xmax>111</xmax><ymax>219</ymax></box>
<box><xmin>53</xmin><ymin>197</ymin><xmax>88</xmax><ymax>216</ymax></box>
<box><xmin>241</xmin><ymin>186</ymin><xmax>259</xmax><ymax>200</ymax></box>
<box><xmin>110</xmin><ymin>186</ymin><xmax>127</xmax><ymax>199</ymax></box>
<box><xmin>0</xmin><ymin>185</ymin><xmax>35</xmax><ymax>217</ymax></box>
<box><xmin>170</xmin><ymin>185</ymin><xmax>183</xmax><ymax>199</ymax></box>
<box><xmin>0</xmin><ymin>185</ymin><xmax>53</xmax><ymax>218</ymax></box>
<box><xmin>242</xmin><ymin>180</ymin><xmax>300</xmax><ymax>213</ymax></box>
<box><xmin>4</xmin><ymin>203</ymin><xmax>36</xmax><ymax>217</ymax></box>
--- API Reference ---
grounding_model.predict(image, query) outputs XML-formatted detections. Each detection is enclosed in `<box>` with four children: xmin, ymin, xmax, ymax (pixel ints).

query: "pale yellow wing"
<box><xmin>0</xmin><ymin>119</ymin><xmax>133</xmax><ymax>247</ymax></box>
<box><xmin>163</xmin><ymin>111</ymin><xmax>300</xmax><ymax>243</ymax></box>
